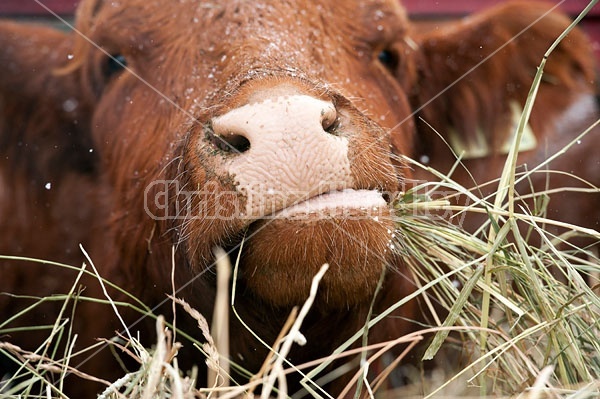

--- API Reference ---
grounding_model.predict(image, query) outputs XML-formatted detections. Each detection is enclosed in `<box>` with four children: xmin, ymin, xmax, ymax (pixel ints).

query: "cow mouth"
<box><xmin>230</xmin><ymin>188</ymin><xmax>396</xmax><ymax>307</ymax></box>
<box><xmin>220</xmin><ymin>189</ymin><xmax>392</xmax><ymax>256</ymax></box>
<box><xmin>265</xmin><ymin>189</ymin><xmax>390</xmax><ymax>220</ymax></box>
<box><xmin>224</xmin><ymin>188</ymin><xmax>392</xmax><ymax>266</ymax></box>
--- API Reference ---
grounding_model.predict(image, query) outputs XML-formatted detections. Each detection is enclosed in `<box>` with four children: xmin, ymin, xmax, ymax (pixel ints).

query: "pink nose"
<box><xmin>209</xmin><ymin>93</ymin><xmax>355</xmax><ymax>219</ymax></box>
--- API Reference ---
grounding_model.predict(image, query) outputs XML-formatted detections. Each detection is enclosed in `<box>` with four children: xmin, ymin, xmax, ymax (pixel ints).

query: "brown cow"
<box><xmin>0</xmin><ymin>0</ymin><xmax>597</xmax><ymax>396</ymax></box>
<box><xmin>409</xmin><ymin>3</ymin><xmax>600</xmax><ymax>255</ymax></box>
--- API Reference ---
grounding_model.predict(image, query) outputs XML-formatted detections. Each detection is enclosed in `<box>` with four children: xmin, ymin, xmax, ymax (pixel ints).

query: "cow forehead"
<box><xmin>79</xmin><ymin>0</ymin><xmax>413</xmax><ymax>128</ymax></box>
<box><xmin>87</xmin><ymin>0</ymin><xmax>407</xmax><ymax>48</ymax></box>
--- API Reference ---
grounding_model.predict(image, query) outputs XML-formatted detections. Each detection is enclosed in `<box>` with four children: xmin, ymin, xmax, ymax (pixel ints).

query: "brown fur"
<box><xmin>409</xmin><ymin>1</ymin><xmax>599</xmax><ymax>249</ymax></box>
<box><xmin>0</xmin><ymin>0</ymin><xmax>597</xmax><ymax>396</ymax></box>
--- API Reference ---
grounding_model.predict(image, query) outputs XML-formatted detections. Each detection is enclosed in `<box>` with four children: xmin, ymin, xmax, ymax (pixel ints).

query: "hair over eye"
<box><xmin>104</xmin><ymin>53</ymin><xmax>127</xmax><ymax>79</ymax></box>
<box><xmin>377</xmin><ymin>48</ymin><xmax>399</xmax><ymax>71</ymax></box>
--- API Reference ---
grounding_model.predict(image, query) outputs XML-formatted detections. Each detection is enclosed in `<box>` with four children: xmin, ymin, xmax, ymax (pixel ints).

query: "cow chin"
<box><xmin>240</xmin><ymin>206</ymin><xmax>396</xmax><ymax>308</ymax></box>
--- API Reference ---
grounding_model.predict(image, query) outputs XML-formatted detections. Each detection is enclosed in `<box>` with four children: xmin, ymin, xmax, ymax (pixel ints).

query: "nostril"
<box><xmin>205</xmin><ymin>123</ymin><xmax>251</xmax><ymax>154</ymax></box>
<box><xmin>321</xmin><ymin>105</ymin><xmax>340</xmax><ymax>135</ymax></box>
<box><xmin>221</xmin><ymin>133</ymin><xmax>251</xmax><ymax>153</ymax></box>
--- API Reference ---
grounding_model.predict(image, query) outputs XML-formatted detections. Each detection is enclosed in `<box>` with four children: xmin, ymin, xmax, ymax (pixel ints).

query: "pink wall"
<box><xmin>403</xmin><ymin>0</ymin><xmax>599</xmax><ymax>16</ymax></box>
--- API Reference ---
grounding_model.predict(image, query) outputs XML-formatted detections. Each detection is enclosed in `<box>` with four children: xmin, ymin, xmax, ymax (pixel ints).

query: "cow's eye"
<box><xmin>104</xmin><ymin>54</ymin><xmax>127</xmax><ymax>79</ymax></box>
<box><xmin>377</xmin><ymin>49</ymin><xmax>399</xmax><ymax>71</ymax></box>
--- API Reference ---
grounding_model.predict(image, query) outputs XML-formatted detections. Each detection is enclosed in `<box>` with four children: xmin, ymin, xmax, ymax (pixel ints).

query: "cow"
<box><xmin>0</xmin><ymin>0</ymin><xmax>597</xmax><ymax>396</ymax></box>
<box><xmin>409</xmin><ymin>3</ymin><xmax>600</xmax><ymax>256</ymax></box>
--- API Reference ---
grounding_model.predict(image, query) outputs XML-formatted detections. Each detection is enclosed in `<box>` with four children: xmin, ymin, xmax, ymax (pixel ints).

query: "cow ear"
<box><xmin>0</xmin><ymin>21</ymin><xmax>96</xmax><ymax>182</ymax></box>
<box><xmin>411</xmin><ymin>2</ymin><xmax>596</xmax><ymax>161</ymax></box>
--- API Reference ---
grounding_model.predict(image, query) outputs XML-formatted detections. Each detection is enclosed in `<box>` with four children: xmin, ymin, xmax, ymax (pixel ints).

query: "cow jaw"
<box><xmin>241</xmin><ymin>201</ymin><xmax>396</xmax><ymax>308</ymax></box>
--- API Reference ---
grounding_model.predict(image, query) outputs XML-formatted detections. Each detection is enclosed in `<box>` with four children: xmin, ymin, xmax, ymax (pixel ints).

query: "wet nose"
<box><xmin>210</xmin><ymin>93</ymin><xmax>354</xmax><ymax>218</ymax></box>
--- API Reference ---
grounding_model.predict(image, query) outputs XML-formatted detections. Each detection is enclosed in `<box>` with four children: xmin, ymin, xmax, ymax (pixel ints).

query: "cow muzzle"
<box><xmin>208</xmin><ymin>90</ymin><xmax>389</xmax><ymax>223</ymax></box>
